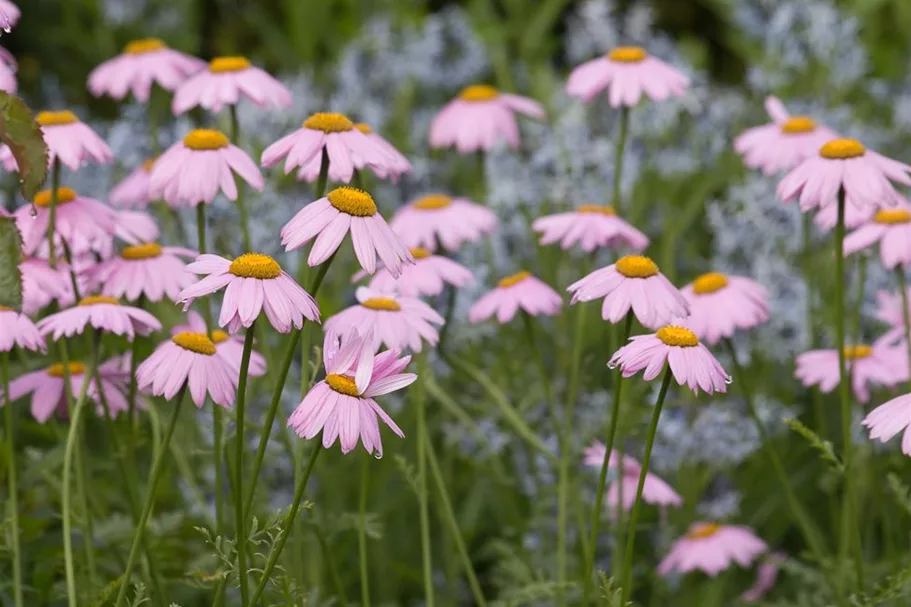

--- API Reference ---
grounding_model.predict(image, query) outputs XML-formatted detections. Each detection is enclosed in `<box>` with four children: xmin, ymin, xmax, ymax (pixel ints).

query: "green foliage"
<box><xmin>887</xmin><ymin>472</ymin><xmax>911</xmax><ymax>518</ymax></box>
<box><xmin>784</xmin><ymin>418</ymin><xmax>845</xmax><ymax>473</ymax></box>
<box><xmin>0</xmin><ymin>91</ymin><xmax>47</xmax><ymax>200</ymax></box>
<box><xmin>0</xmin><ymin>216</ymin><xmax>22</xmax><ymax>309</ymax></box>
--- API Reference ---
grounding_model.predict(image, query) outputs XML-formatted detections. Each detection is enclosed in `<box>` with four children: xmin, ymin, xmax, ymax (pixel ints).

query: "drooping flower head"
<box><xmin>172</xmin><ymin>311</ymin><xmax>266</xmax><ymax>377</ymax></box>
<box><xmin>172</xmin><ymin>56</ymin><xmax>291</xmax><ymax>114</ymax></box>
<box><xmin>429</xmin><ymin>85</ymin><xmax>545</xmax><ymax>152</ymax></box>
<box><xmin>85</xmin><ymin>243</ymin><xmax>197</xmax><ymax>303</ymax></box>
<box><xmin>734</xmin><ymin>97</ymin><xmax>839</xmax><ymax>175</ymax></box>
<box><xmin>149</xmin><ymin>129</ymin><xmax>264</xmax><ymax>207</ymax></box>
<box><xmin>110</xmin><ymin>158</ymin><xmax>156</xmax><ymax>208</ymax></box>
<box><xmin>178</xmin><ymin>253</ymin><xmax>320</xmax><ymax>334</ymax></box>
<box><xmin>468</xmin><ymin>271</ymin><xmax>562</xmax><ymax>324</ymax></box>
<box><xmin>863</xmin><ymin>393</ymin><xmax>911</xmax><ymax>454</ymax></box>
<box><xmin>38</xmin><ymin>296</ymin><xmax>162</xmax><ymax>342</ymax></box>
<box><xmin>356</xmin><ymin>247</ymin><xmax>474</xmax><ymax>297</ymax></box>
<box><xmin>795</xmin><ymin>339</ymin><xmax>904</xmax><ymax>403</ymax></box>
<box><xmin>566</xmin><ymin>46</ymin><xmax>689</xmax><ymax>107</ymax></box>
<box><xmin>568</xmin><ymin>256</ymin><xmax>689</xmax><ymax>329</ymax></box>
<box><xmin>325</xmin><ymin>287</ymin><xmax>443</xmax><ymax>353</ymax></box>
<box><xmin>609</xmin><ymin>324</ymin><xmax>730</xmax><ymax>395</ymax></box>
<box><xmin>844</xmin><ymin>205</ymin><xmax>911</xmax><ymax>269</ymax></box>
<box><xmin>262</xmin><ymin>113</ymin><xmax>408</xmax><ymax>184</ymax></box>
<box><xmin>136</xmin><ymin>331</ymin><xmax>237</xmax><ymax>407</ymax></box>
<box><xmin>658</xmin><ymin>523</ymin><xmax>768</xmax><ymax>576</ymax></box>
<box><xmin>875</xmin><ymin>288</ymin><xmax>911</xmax><ymax>345</ymax></box>
<box><xmin>35</xmin><ymin>110</ymin><xmax>113</xmax><ymax>170</ymax></box>
<box><xmin>681</xmin><ymin>273</ymin><xmax>769</xmax><ymax>345</ymax></box>
<box><xmin>281</xmin><ymin>187</ymin><xmax>412</xmax><ymax>277</ymax></box>
<box><xmin>583</xmin><ymin>442</ymin><xmax>682</xmax><ymax>511</ymax></box>
<box><xmin>0</xmin><ymin>306</ymin><xmax>45</xmax><ymax>353</ymax></box>
<box><xmin>532</xmin><ymin>204</ymin><xmax>649</xmax><ymax>252</ymax></box>
<box><xmin>88</xmin><ymin>38</ymin><xmax>205</xmax><ymax>102</ymax></box>
<box><xmin>389</xmin><ymin>194</ymin><xmax>497</xmax><ymax>252</ymax></box>
<box><xmin>15</xmin><ymin>188</ymin><xmax>116</xmax><ymax>257</ymax></box>
<box><xmin>778</xmin><ymin>138</ymin><xmax>911</xmax><ymax>212</ymax></box>
<box><xmin>288</xmin><ymin>328</ymin><xmax>414</xmax><ymax>456</ymax></box>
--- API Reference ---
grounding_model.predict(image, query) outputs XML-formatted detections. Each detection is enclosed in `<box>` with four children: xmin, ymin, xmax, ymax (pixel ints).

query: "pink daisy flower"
<box><xmin>324</xmin><ymin>287</ymin><xmax>444</xmax><ymax>353</ymax></box>
<box><xmin>609</xmin><ymin>324</ymin><xmax>730</xmax><ymax>395</ymax></box>
<box><xmin>863</xmin><ymin>393</ymin><xmax>911</xmax><ymax>454</ymax></box>
<box><xmin>38</xmin><ymin>295</ymin><xmax>161</xmax><ymax>342</ymax></box>
<box><xmin>177</xmin><ymin>253</ymin><xmax>320</xmax><ymax>334</ymax></box>
<box><xmin>429</xmin><ymin>85</ymin><xmax>545</xmax><ymax>152</ymax></box>
<box><xmin>88</xmin><ymin>38</ymin><xmax>205</xmax><ymax>102</ymax></box>
<box><xmin>281</xmin><ymin>186</ymin><xmax>412</xmax><ymax>277</ymax></box>
<box><xmin>110</xmin><ymin>158</ymin><xmax>156</xmax><ymax>208</ymax></box>
<box><xmin>583</xmin><ymin>442</ymin><xmax>681</xmax><ymax>511</ymax></box>
<box><xmin>658</xmin><ymin>523</ymin><xmax>768</xmax><ymax>577</ymax></box>
<box><xmin>875</xmin><ymin>288</ymin><xmax>911</xmax><ymax>345</ymax></box>
<box><xmin>568</xmin><ymin>255</ymin><xmax>689</xmax><ymax>329</ymax></box>
<box><xmin>389</xmin><ymin>194</ymin><xmax>497</xmax><ymax>252</ymax></box>
<box><xmin>532</xmin><ymin>204</ymin><xmax>649</xmax><ymax>252</ymax></box>
<box><xmin>0</xmin><ymin>47</ymin><xmax>17</xmax><ymax>93</ymax></box>
<box><xmin>287</xmin><ymin>328</ymin><xmax>413</xmax><ymax>456</ymax></box>
<box><xmin>795</xmin><ymin>339</ymin><xmax>904</xmax><ymax>403</ymax></box>
<box><xmin>14</xmin><ymin>188</ymin><xmax>116</xmax><ymax>257</ymax></box>
<box><xmin>778</xmin><ymin>138</ymin><xmax>911</xmax><ymax>212</ymax></box>
<box><xmin>149</xmin><ymin>129</ymin><xmax>263</xmax><ymax>207</ymax></box>
<box><xmin>84</xmin><ymin>243</ymin><xmax>196</xmax><ymax>303</ymax></box>
<box><xmin>35</xmin><ymin>110</ymin><xmax>113</xmax><ymax>170</ymax></box>
<box><xmin>112</xmin><ymin>210</ymin><xmax>159</xmax><ymax>246</ymax></box>
<box><xmin>813</xmin><ymin>197</ymin><xmax>875</xmax><ymax>232</ymax></box>
<box><xmin>468</xmin><ymin>271</ymin><xmax>562</xmax><ymax>324</ymax></box>
<box><xmin>0</xmin><ymin>1</ymin><xmax>19</xmax><ymax>29</ymax></box>
<box><xmin>136</xmin><ymin>332</ymin><xmax>237</xmax><ymax>407</ymax></box>
<box><xmin>680</xmin><ymin>272</ymin><xmax>769</xmax><ymax>345</ymax></box>
<box><xmin>734</xmin><ymin>97</ymin><xmax>839</xmax><ymax>175</ymax></box>
<box><xmin>354</xmin><ymin>247</ymin><xmax>474</xmax><ymax>297</ymax></box>
<box><xmin>172</xmin><ymin>56</ymin><xmax>291</xmax><ymax>114</ymax></box>
<box><xmin>20</xmin><ymin>256</ymin><xmax>74</xmax><ymax>314</ymax></box>
<box><xmin>844</xmin><ymin>205</ymin><xmax>911</xmax><ymax>269</ymax></box>
<box><xmin>0</xmin><ymin>306</ymin><xmax>45</xmax><ymax>353</ymax></box>
<box><xmin>566</xmin><ymin>46</ymin><xmax>689</xmax><ymax>107</ymax></box>
<box><xmin>172</xmin><ymin>311</ymin><xmax>266</xmax><ymax>377</ymax></box>
<box><xmin>263</xmin><ymin>114</ymin><xmax>408</xmax><ymax>184</ymax></box>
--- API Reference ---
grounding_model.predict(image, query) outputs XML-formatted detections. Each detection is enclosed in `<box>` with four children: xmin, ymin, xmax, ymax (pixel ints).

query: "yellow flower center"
<box><xmin>687</xmin><ymin>522</ymin><xmax>721</xmax><ymax>540</ymax></box>
<box><xmin>498</xmin><ymin>271</ymin><xmax>531</xmax><ymax>289</ymax></box>
<box><xmin>326</xmin><ymin>373</ymin><xmax>360</xmax><ymax>396</ymax></box>
<box><xmin>875</xmin><ymin>209</ymin><xmax>911</xmax><ymax>225</ymax></box>
<box><xmin>121</xmin><ymin>243</ymin><xmax>163</xmax><ymax>260</ymax></box>
<box><xmin>34</xmin><ymin>187</ymin><xmax>77</xmax><ymax>207</ymax></box>
<box><xmin>303</xmin><ymin>112</ymin><xmax>355</xmax><ymax>133</ymax></box>
<box><xmin>577</xmin><ymin>204</ymin><xmax>616</xmax><ymax>216</ymax></box>
<box><xmin>36</xmin><ymin>111</ymin><xmax>79</xmax><ymax>126</ymax></box>
<box><xmin>820</xmin><ymin>138</ymin><xmax>865</xmax><ymax>160</ymax></box>
<box><xmin>211</xmin><ymin>330</ymin><xmax>230</xmax><ymax>344</ymax></box>
<box><xmin>47</xmin><ymin>362</ymin><xmax>86</xmax><ymax>377</ymax></box>
<box><xmin>143</xmin><ymin>157</ymin><xmax>157</xmax><ymax>172</ymax></box>
<box><xmin>615</xmin><ymin>255</ymin><xmax>659</xmax><ymax>279</ymax></box>
<box><xmin>172</xmin><ymin>332</ymin><xmax>217</xmax><ymax>355</ymax></box>
<box><xmin>410</xmin><ymin>247</ymin><xmax>432</xmax><ymax>260</ymax></box>
<box><xmin>780</xmin><ymin>116</ymin><xmax>816</xmax><ymax>134</ymax></box>
<box><xmin>209</xmin><ymin>56</ymin><xmax>251</xmax><ymax>73</ymax></box>
<box><xmin>413</xmin><ymin>194</ymin><xmax>452</xmax><ymax>210</ymax></box>
<box><xmin>608</xmin><ymin>46</ymin><xmax>648</xmax><ymax>63</ymax></box>
<box><xmin>79</xmin><ymin>296</ymin><xmax>120</xmax><ymax>306</ymax></box>
<box><xmin>124</xmin><ymin>38</ymin><xmax>166</xmax><ymax>55</ymax></box>
<box><xmin>656</xmin><ymin>326</ymin><xmax>699</xmax><ymax>348</ymax></box>
<box><xmin>327</xmin><ymin>187</ymin><xmax>377</xmax><ymax>217</ymax></box>
<box><xmin>692</xmin><ymin>272</ymin><xmax>729</xmax><ymax>295</ymax></box>
<box><xmin>229</xmin><ymin>253</ymin><xmax>282</xmax><ymax>279</ymax></box>
<box><xmin>844</xmin><ymin>345</ymin><xmax>873</xmax><ymax>359</ymax></box>
<box><xmin>355</xmin><ymin>123</ymin><xmax>372</xmax><ymax>134</ymax></box>
<box><xmin>0</xmin><ymin>305</ymin><xmax>11</xmax><ymax>312</ymax></box>
<box><xmin>460</xmin><ymin>85</ymin><xmax>499</xmax><ymax>102</ymax></box>
<box><xmin>183</xmin><ymin>129</ymin><xmax>230</xmax><ymax>151</ymax></box>
<box><xmin>362</xmin><ymin>297</ymin><xmax>401</xmax><ymax>312</ymax></box>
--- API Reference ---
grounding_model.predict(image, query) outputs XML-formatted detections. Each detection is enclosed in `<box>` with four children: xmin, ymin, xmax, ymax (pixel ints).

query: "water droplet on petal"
<box><xmin>29</xmin><ymin>205</ymin><xmax>38</xmax><ymax>218</ymax></box>
<box><xmin>724</xmin><ymin>375</ymin><xmax>733</xmax><ymax>385</ymax></box>
<box><xmin>373</xmin><ymin>450</ymin><xmax>383</xmax><ymax>460</ymax></box>
<box><xmin>606</xmin><ymin>361</ymin><xmax>618</xmax><ymax>370</ymax></box>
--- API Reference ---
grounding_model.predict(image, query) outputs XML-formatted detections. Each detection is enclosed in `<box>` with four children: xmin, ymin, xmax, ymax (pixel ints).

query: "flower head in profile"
<box><xmin>172</xmin><ymin>311</ymin><xmax>266</xmax><ymax>377</ymax></box>
<box><xmin>532</xmin><ymin>204</ymin><xmax>648</xmax><ymax>253</ymax></box>
<box><xmin>35</xmin><ymin>110</ymin><xmax>113</xmax><ymax>170</ymax></box>
<box><xmin>15</xmin><ymin>188</ymin><xmax>116</xmax><ymax>257</ymax></box>
<box><xmin>88</xmin><ymin>38</ymin><xmax>204</xmax><ymax>102</ymax></box>
<box><xmin>568</xmin><ymin>256</ymin><xmax>688</xmax><ymax>329</ymax></box>
<box><xmin>20</xmin><ymin>256</ymin><xmax>74</xmax><ymax>315</ymax></box>
<box><xmin>778</xmin><ymin>138</ymin><xmax>911</xmax><ymax>212</ymax></box>
<box><xmin>325</xmin><ymin>287</ymin><xmax>443</xmax><ymax>353</ymax></box>
<box><xmin>875</xmin><ymin>288</ymin><xmax>911</xmax><ymax>345</ymax></box>
<box><xmin>796</xmin><ymin>338</ymin><xmax>904</xmax><ymax>403</ymax></box>
<box><xmin>178</xmin><ymin>253</ymin><xmax>320</xmax><ymax>334</ymax></box>
<box><xmin>658</xmin><ymin>523</ymin><xmax>768</xmax><ymax>576</ymax></box>
<box><xmin>137</xmin><ymin>331</ymin><xmax>237</xmax><ymax>407</ymax></box>
<box><xmin>734</xmin><ymin>97</ymin><xmax>838</xmax><ymax>175</ymax></box>
<box><xmin>389</xmin><ymin>194</ymin><xmax>497</xmax><ymax>252</ymax></box>
<box><xmin>149</xmin><ymin>129</ymin><xmax>264</xmax><ymax>207</ymax></box>
<box><xmin>469</xmin><ymin>271</ymin><xmax>562</xmax><ymax>324</ymax></box>
<box><xmin>844</xmin><ymin>204</ymin><xmax>911</xmax><ymax>269</ymax></box>
<box><xmin>583</xmin><ymin>442</ymin><xmax>681</xmax><ymax>511</ymax></box>
<box><xmin>38</xmin><ymin>296</ymin><xmax>161</xmax><ymax>342</ymax></box>
<box><xmin>429</xmin><ymin>85</ymin><xmax>544</xmax><ymax>153</ymax></box>
<box><xmin>681</xmin><ymin>273</ymin><xmax>769</xmax><ymax>345</ymax></box>
<box><xmin>172</xmin><ymin>56</ymin><xmax>291</xmax><ymax>114</ymax></box>
<box><xmin>281</xmin><ymin>187</ymin><xmax>412</xmax><ymax>277</ymax></box>
<box><xmin>566</xmin><ymin>46</ymin><xmax>689</xmax><ymax>106</ymax></box>
<box><xmin>85</xmin><ymin>243</ymin><xmax>197</xmax><ymax>303</ymax></box>
<box><xmin>0</xmin><ymin>306</ymin><xmax>45</xmax><ymax>353</ymax></box>
<box><xmin>110</xmin><ymin>158</ymin><xmax>156</xmax><ymax>208</ymax></box>
<box><xmin>609</xmin><ymin>323</ymin><xmax>730</xmax><ymax>395</ymax></box>
<box><xmin>356</xmin><ymin>247</ymin><xmax>474</xmax><ymax>297</ymax></box>
<box><xmin>288</xmin><ymin>328</ymin><xmax>414</xmax><ymax>456</ymax></box>
<box><xmin>263</xmin><ymin>114</ymin><xmax>408</xmax><ymax>184</ymax></box>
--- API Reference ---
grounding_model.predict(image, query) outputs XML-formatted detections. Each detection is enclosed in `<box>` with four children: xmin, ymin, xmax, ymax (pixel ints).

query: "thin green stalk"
<box><xmin>435</xmin><ymin>286</ymin><xmax>458</xmax><ymax>356</ymax></box>
<box><xmin>230</xmin><ymin>105</ymin><xmax>252</xmax><ymax>253</ymax></box>
<box><xmin>46</xmin><ymin>160</ymin><xmax>61</xmax><ymax>269</ymax></box>
<box><xmin>127</xmin><ymin>295</ymin><xmax>145</xmax><ymax>438</ymax></box>
<box><xmin>114</xmin><ymin>386</ymin><xmax>188</xmax><ymax>607</ymax></box>
<box><xmin>2</xmin><ymin>352</ymin><xmax>23</xmax><ymax>607</ymax></box>
<box><xmin>611</xmin><ymin>108</ymin><xmax>630</xmax><ymax>214</ymax></box>
<box><xmin>359</xmin><ymin>450</ymin><xmax>374</xmax><ymax>607</ymax></box>
<box><xmin>895</xmin><ymin>268</ymin><xmax>911</xmax><ymax>393</ymax></box>
<box><xmin>619</xmin><ymin>368</ymin><xmax>673</xmax><ymax>605</ymax></box>
<box><xmin>234</xmin><ymin>323</ymin><xmax>257</xmax><ymax>606</ymax></box>
<box><xmin>414</xmin><ymin>351</ymin><xmax>434</xmax><ymax>607</ymax></box>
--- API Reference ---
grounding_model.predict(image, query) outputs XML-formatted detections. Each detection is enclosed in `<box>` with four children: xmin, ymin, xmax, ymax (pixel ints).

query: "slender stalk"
<box><xmin>359</xmin><ymin>451</ymin><xmax>374</xmax><ymax>607</ymax></box>
<box><xmin>414</xmin><ymin>351</ymin><xmax>434</xmax><ymax>607</ymax></box>
<box><xmin>234</xmin><ymin>323</ymin><xmax>257</xmax><ymax>606</ymax></box>
<box><xmin>114</xmin><ymin>386</ymin><xmax>188</xmax><ymax>607</ymax></box>
<box><xmin>619</xmin><ymin>368</ymin><xmax>673</xmax><ymax>605</ymax></box>
<box><xmin>895</xmin><ymin>268</ymin><xmax>911</xmax><ymax>393</ymax></box>
<box><xmin>46</xmin><ymin>160</ymin><xmax>61</xmax><ymax>269</ymax></box>
<box><xmin>2</xmin><ymin>352</ymin><xmax>23</xmax><ymax>607</ymax></box>
<box><xmin>126</xmin><ymin>295</ymin><xmax>145</xmax><ymax>437</ymax></box>
<box><xmin>611</xmin><ymin>107</ymin><xmax>630</xmax><ymax>214</ymax></box>
<box><xmin>229</xmin><ymin>105</ymin><xmax>252</xmax><ymax>253</ymax></box>
<box><xmin>435</xmin><ymin>286</ymin><xmax>458</xmax><ymax>356</ymax></box>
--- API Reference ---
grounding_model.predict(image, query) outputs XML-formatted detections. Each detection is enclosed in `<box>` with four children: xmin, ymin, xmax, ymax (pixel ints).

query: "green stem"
<box><xmin>895</xmin><ymin>268</ymin><xmax>911</xmax><ymax>394</ymax></box>
<box><xmin>415</xmin><ymin>351</ymin><xmax>434</xmax><ymax>607</ymax></box>
<box><xmin>619</xmin><ymin>368</ymin><xmax>673</xmax><ymax>605</ymax></box>
<box><xmin>2</xmin><ymin>352</ymin><xmax>23</xmax><ymax>607</ymax></box>
<box><xmin>435</xmin><ymin>286</ymin><xmax>458</xmax><ymax>356</ymax></box>
<box><xmin>611</xmin><ymin>108</ymin><xmax>630</xmax><ymax>214</ymax></box>
<box><xmin>114</xmin><ymin>386</ymin><xmax>188</xmax><ymax>607</ymax></box>
<box><xmin>230</xmin><ymin>105</ymin><xmax>252</xmax><ymax>253</ymax></box>
<box><xmin>359</xmin><ymin>450</ymin><xmax>373</xmax><ymax>607</ymax></box>
<box><xmin>46</xmin><ymin>160</ymin><xmax>61</xmax><ymax>269</ymax></box>
<box><xmin>234</xmin><ymin>323</ymin><xmax>257</xmax><ymax>606</ymax></box>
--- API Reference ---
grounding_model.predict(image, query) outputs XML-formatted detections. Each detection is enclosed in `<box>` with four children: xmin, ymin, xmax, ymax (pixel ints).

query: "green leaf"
<box><xmin>0</xmin><ymin>91</ymin><xmax>48</xmax><ymax>200</ymax></box>
<box><xmin>784</xmin><ymin>418</ymin><xmax>844</xmax><ymax>473</ymax></box>
<box><xmin>0</xmin><ymin>216</ymin><xmax>22</xmax><ymax>310</ymax></box>
<box><xmin>888</xmin><ymin>472</ymin><xmax>911</xmax><ymax>518</ymax></box>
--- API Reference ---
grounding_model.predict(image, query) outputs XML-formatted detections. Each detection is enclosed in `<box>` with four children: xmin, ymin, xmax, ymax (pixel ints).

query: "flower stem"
<box><xmin>359</xmin><ymin>449</ymin><xmax>374</xmax><ymax>607</ymax></box>
<box><xmin>414</xmin><ymin>350</ymin><xmax>434</xmax><ymax>607</ymax></box>
<box><xmin>611</xmin><ymin>107</ymin><xmax>630</xmax><ymax>214</ymax></box>
<box><xmin>229</xmin><ymin>105</ymin><xmax>252</xmax><ymax>253</ymax></box>
<box><xmin>894</xmin><ymin>268</ymin><xmax>911</xmax><ymax>393</ymax></box>
<box><xmin>435</xmin><ymin>286</ymin><xmax>458</xmax><ymax>356</ymax></box>
<box><xmin>234</xmin><ymin>322</ymin><xmax>257</xmax><ymax>606</ymax></box>
<box><xmin>2</xmin><ymin>352</ymin><xmax>23</xmax><ymax>607</ymax></box>
<box><xmin>46</xmin><ymin>160</ymin><xmax>61</xmax><ymax>269</ymax></box>
<box><xmin>619</xmin><ymin>367</ymin><xmax>672</xmax><ymax>605</ymax></box>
